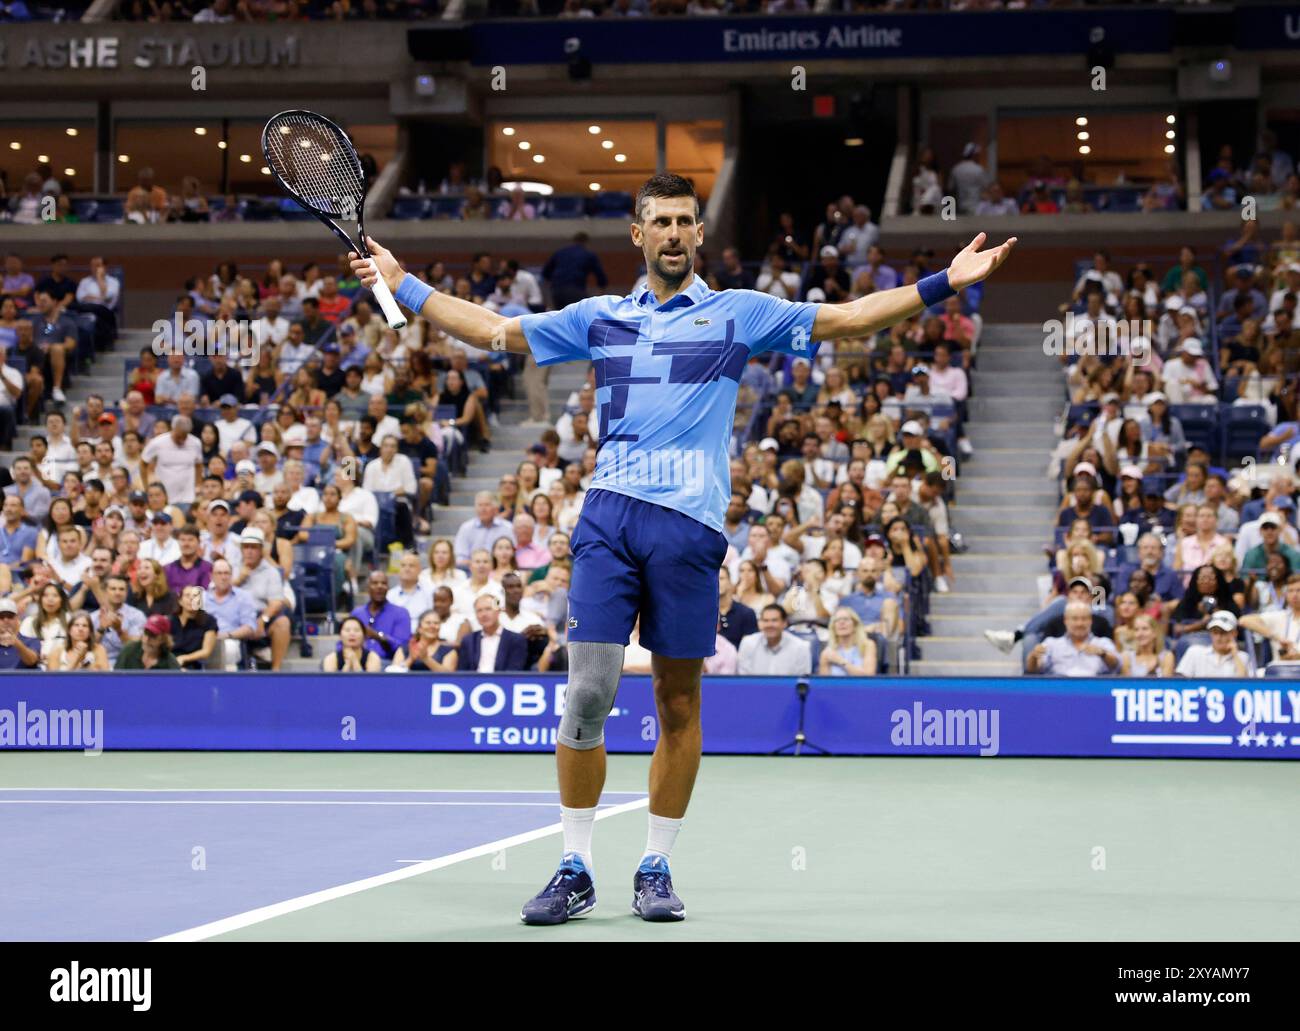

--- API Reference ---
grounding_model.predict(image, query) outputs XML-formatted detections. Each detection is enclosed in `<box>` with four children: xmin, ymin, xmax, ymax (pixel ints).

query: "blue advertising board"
<box><xmin>464</xmin><ymin>9</ymin><xmax>1173</xmax><ymax>66</ymax></box>
<box><xmin>0</xmin><ymin>674</ymin><xmax>1296</xmax><ymax>759</ymax></box>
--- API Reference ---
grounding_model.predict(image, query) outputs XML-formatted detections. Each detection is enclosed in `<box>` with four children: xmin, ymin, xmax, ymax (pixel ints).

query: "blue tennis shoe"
<box><xmin>632</xmin><ymin>854</ymin><xmax>685</xmax><ymax>921</ymax></box>
<box><xmin>520</xmin><ymin>853</ymin><xmax>596</xmax><ymax>925</ymax></box>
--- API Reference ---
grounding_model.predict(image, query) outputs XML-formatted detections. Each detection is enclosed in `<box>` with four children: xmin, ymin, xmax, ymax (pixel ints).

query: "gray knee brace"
<box><xmin>558</xmin><ymin>642</ymin><xmax>625</xmax><ymax>750</ymax></box>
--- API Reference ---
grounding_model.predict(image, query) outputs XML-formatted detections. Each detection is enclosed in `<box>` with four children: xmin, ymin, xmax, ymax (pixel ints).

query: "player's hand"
<box><xmin>352</xmin><ymin>237</ymin><xmax>405</xmax><ymax>295</ymax></box>
<box><xmin>947</xmin><ymin>232</ymin><xmax>1017</xmax><ymax>291</ymax></box>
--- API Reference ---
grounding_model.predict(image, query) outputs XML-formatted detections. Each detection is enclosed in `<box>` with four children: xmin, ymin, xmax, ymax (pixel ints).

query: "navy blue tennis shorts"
<box><xmin>566</xmin><ymin>488</ymin><xmax>728</xmax><ymax>659</ymax></box>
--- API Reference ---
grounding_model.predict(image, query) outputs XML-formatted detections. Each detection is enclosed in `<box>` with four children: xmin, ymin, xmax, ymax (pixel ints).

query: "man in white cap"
<box><xmin>947</xmin><ymin>144</ymin><xmax>988</xmax><ymax>217</ymax></box>
<box><xmin>200</xmin><ymin>497</ymin><xmax>241</xmax><ymax>572</ymax></box>
<box><xmin>885</xmin><ymin>419</ymin><xmax>940</xmax><ymax>476</ymax></box>
<box><xmin>1175</xmin><ymin>610</ymin><xmax>1252</xmax><ymax>678</ymax></box>
<box><xmin>1163</xmin><ymin>337</ymin><xmax>1218</xmax><ymax>404</ymax></box>
<box><xmin>237</xmin><ymin>526</ymin><xmax>290</xmax><ymax>671</ymax></box>
<box><xmin>253</xmin><ymin>441</ymin><xmax>283</xmax><ymax>497</ymax></box>
<box><xmin>231</xmin><ymin>457</ymin><xmax>258</xmax><ymax>501</ymax></box>
<box><xmin>215</xmin><ymin>394</ymin><xmax>255</xmax><ymax>455</ymax></box>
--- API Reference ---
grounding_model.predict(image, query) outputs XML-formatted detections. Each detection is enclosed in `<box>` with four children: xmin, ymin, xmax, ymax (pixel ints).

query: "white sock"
<box><xmin>560</xmin><ymin>805</ymin><xmax>598</xmax><ymax>872</ymax></box>
<box><xmin>643</xmin><ymin>812</ymin><xmax>683</xmax><ymax>864</ymax></box>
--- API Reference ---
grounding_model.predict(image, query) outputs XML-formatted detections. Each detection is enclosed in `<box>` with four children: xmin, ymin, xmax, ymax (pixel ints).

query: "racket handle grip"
<box><xmin>369</xmin><ymin>260</ymin><xmax>408</xmax><ymax>330</ymax></box>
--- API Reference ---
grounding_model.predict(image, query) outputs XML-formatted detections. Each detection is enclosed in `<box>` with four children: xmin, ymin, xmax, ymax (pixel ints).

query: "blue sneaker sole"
<box><xmin>520</xmin><ymin>897</ymin><xmax>596</xmax><ymax>925</ymax></box>
<box><xmin>631</xmin><ymin>901</ymin><xmax>685</xmax><ymax>922</ymax></box>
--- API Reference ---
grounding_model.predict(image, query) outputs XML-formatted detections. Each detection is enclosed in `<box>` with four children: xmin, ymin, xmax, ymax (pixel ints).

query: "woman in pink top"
<box><xmin>1175</xmin><ymin>503</ymin><xmax>1228</xmax><ymax>572</ymax></box>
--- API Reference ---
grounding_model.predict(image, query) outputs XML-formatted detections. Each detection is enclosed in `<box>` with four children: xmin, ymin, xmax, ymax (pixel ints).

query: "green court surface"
<box><xmin>3</xmin><ymin>751</ymin><xmax>1297</xmax><ymax>941</ymax></box>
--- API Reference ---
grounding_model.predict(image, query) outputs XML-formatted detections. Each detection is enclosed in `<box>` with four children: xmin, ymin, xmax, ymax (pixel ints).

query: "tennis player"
<box><xmin>352</xmin><ymin>173</ymin><xmax>1014</xmax><ymax>925</ymax></box>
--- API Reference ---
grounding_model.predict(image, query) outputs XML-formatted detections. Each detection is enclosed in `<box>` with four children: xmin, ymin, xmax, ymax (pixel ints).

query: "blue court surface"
<box><xmin>0</xmin><ymin>785</ymin><xmax>647</xmax><ymax>941</ymax></box>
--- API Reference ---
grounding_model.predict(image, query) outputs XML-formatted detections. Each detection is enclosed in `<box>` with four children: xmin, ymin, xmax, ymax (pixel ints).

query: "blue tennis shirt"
<box><xmin>519</xmin><ymin>274</ymin><xmax>821</xmax><ymax>531</ymax></box>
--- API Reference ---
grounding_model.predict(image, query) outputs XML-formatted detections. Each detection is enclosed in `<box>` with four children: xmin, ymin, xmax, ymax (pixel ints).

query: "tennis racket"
<box><xmin>261</xmin><ymin>109</ymin><xmax>407</xmax><ymax>330</ymax></box>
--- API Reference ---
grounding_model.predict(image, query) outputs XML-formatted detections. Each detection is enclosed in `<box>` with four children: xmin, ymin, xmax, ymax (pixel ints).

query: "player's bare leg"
<box><xmin>557</xmin><ymin>740</ymin><xmax>605</xmax><ymax>809</ymax></box>
<box><xmin>630</xmin><ymin>654</ymin><xmax>701</xmax><ymax>922</ymax></box>
<box><xmin>647</xmin><ymin>655</ymin><xmax>704</xmax><ymax>819</ymax></box>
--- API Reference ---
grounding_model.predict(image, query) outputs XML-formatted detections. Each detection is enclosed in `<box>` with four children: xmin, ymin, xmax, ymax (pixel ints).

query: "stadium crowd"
<box><xmin>980</xmin><ymin>216</ymin><xmax>1300</xmax><ymax>677</ymax></box>
<box><xmin>0</xmin><ymin>180</ymin><xmax>981</xmax><ymax>677</ymax></box>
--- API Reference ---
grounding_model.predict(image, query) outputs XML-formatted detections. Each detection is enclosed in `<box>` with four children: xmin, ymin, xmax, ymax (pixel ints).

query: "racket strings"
<box><xmin>264</xmin><ymin>112</ymin><xmax>363</xmax><ymax>219</ymax></box>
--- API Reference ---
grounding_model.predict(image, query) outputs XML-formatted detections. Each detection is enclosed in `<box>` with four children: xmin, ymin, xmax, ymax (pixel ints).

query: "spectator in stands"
<box><xmin>1175</xmin><ymin>610</ymin><xmax>1252</xmax><ymax>677</ymax></box>
<box><xmin>837</xmin><ymin>205</ymin><xmax>879</xmax><ymax>267</ymax></box>
<box><xmin>801</xmin><ymin>246</ymin><xmax>850</xmax><ymax>303</ymax></box>
<box><xmin>1239</xmin><ymin>573</ymin><xmax>1300</xmax><ymax>664</ymax></box>
<box><xmin>115</xmin><ymin>613</ymin><xmax>181</xmax><ymax>670</ymax></box>
<box><xmin>975</xmin><ymin>182</ymin><xmax>1018</xmax><ymax>217</ymax></box>
<box><xmin>542</xmin><ymin>231</ymin><xmax>608</xmax><ymax>309</ymax></box>
<box><xmin>165</xmin><ymin>525</ymin><xmax>212</xmax><ymax>594</ymax></box>
<box><xmin>0</xmin><ymin>597</ymin><xmax>39</xmax><ymax>670</ymax></box>
<box><xmin>737</xmin><ymin>603</ymin><xmax>812</xmax><ymax>676</ymax></box>
<box><xmin>454</xmin><ymin>490</ymin><xmax>515</xmax><ymax>564</ymax></box>
<box><xmin>8</xmin><ymin>173</ymin><xmax>46</xmax><ymax>225</ymax></box>
<box><xmin>985</xmin><ymin>575</ymin><xmax>1112</xmax><ymax>658</ymax></box>
<box><xmin>1026</xmin><ymin>599</ymin><xmax>1119</xmax><ymax>675</ymax></box>
<box><xmin>948</xmin><ymin>143</ymin><xmax>988</xmax><ymax>216</ymax></box>
<box><xmin>819</xmin><ymin>606</ymin><xmax>878</xmax><ymax>676</ymax></box>
<box><xmin>389</xmin><ymin>610</ymin><xmax>459</xmax><ymax>674</ymax></box>
<box><xmin>1174</xmin><ymin>504</ymin><xmax>1229</xmax><ymax>573</ymax></box>
<box><xmin>1020</xmin><ymin>181</ymin><xmax>1059</xmax><ymax>215</ymax></box>
<box><xmin>755</xmin><ymin>250</ymin><xmax>800</xmax><ymax>300</ymax></box>
<box><xmin>19</xmin><ymin>580</ymin><xmax>70</xmax><ymax>661</ymax></box>
<box><xmin>125</xmin><ymin>167</ymin><xmax>168</xmax><ymax>224</ymax></box>
<box><xmin>1119</xmin><ymin>614</ymin><xmax>1175</xmax><ymax>677</ymax></box>
<box><xmin>2</xmin><ymin>254</ymin><xmax>34</xmax><ymax>308</ymax></box>
<box><xmin>459</xmin><ymin>593</ymin><xmax>528</xmax><ymax>672</ymax></box>
<box><xmin>497</xmin><ymin>187</ymin><xmax>536</xmax><ymax>221</ymax></box>
<box><xmin>170</xmin><ymin>584</ymin><xmax>217</xmax><ymax>670</ymax></box>
<box><xmin>90</xmin><ymin>573</ymin><xmax>144</xmax><ymax>666</ymax></box>
<box><xmin>1057</xmin><ymin>466</ymin><xmax>1115</xmax><ymax>546</ymax></box>
<box><xmin>1170</xmin><ymin>565</ymin><xmax>1240</xmax><ymax>641</ymax></box>
<box><xmin>237</xmin><ymin>527</ymin><xmax>290</xmax><ymax>671</ymax></box>
<box><xmin>323</xmin><ymin>615</ymin><xmax>383</xmax><ymax>673</ymax></box>
<box><xmin>31</xmin><ymin>288</ymin><xmax>76</xmax><ymax>404</ymax></box>
<box><xmin>1240</xmin><ymin>512</ymin><xmax>1300</xmax><ymax>575</ymax></box>
<box><xmin>5</xmin><ymin>457</ymin><xmax>49</xmax><ymax>523</ymax></box>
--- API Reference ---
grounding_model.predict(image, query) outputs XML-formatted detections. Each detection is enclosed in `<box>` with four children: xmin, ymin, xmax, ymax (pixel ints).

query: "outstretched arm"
<box><xmin>811</xmin><ymin>232</ymin><xmax>1015</xmax><ymax>343</ymax></box>
<box><xmin>350</xmin><ymin>237</ymin><xmax>531</xmax><ymax>355</ymax></box>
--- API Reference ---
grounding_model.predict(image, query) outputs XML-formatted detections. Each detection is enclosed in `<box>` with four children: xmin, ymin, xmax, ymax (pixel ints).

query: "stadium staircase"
<box><xmin>912</xmin><ymin>324</ymin><xmax>1059</xmax><ymax>676</ymax></box>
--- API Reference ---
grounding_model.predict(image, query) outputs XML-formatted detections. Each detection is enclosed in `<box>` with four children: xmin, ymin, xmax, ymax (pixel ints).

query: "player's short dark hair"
<box><xmin>635</xmin><ymin>172</ymin><xmax>699</xmax><ymax>223</ymax></box>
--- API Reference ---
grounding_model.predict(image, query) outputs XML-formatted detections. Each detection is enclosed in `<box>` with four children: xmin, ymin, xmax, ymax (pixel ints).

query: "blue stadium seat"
<box><xmin>279</xmin><ymin>197</ymin><xmax>315</xmax><ymax>221</ymax></box>
<box><xmin>1222</xmin><ymin>404</ymin><xmax>1270</xmax><ymax>463</ymax></box>
<box><xmin>1170</xmin><ymin>404</ymin><xmax>1218</xmax><ymax>457</ymax></box>
<box><xmin>71</xmin><ymin>197</ymin><xmax>98</xmax><ymax>221</ymax></box>
<box><xmin>428</xmin><ymin>196</ymin><xmax>463</xmax><ymax>219</ymax></box>
<box><xmin>543</xmin><ymin>194</ymin><xmax>587</xmax><ymax>219</ymax></box>
<box><xmin>292</xmin><ymin>541</ymin><xmax>337</xmax><ymax>634</ymax></box>
<box><xmin>592</xmin><ymin>191</ymin><xmax>633</xmax><ymax>218</ymax></box>
<box><xmin>1067</xmin><ymin>402</ymin><xmax>1098</xmax><ymax>428</ymax></box>
<box><xmin>1264</xmin><ymin>662</ymin><xmax>1300</xmax><ymax>677</ymax></box>
<box><xmin>390</xmin><ymin>196</ymin><xmax>431</xmax><ymax>220</ymax></box>
<box><xmin>92</xmin><ymin>197</ymin><xmax>124</xmax><ymax>223</ymax></box>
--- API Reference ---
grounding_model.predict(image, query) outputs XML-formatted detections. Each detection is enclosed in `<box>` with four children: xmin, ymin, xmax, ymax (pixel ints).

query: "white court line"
<box><xmin>1109</xmin><ymin>734</ymin><xmax>1236</xmax><ymax>745</ymax></box>
<box><xmin>0</xmin><ymin>787</ymin><xmax>642</xmax><ymax>795</ymax></box>
<box><xmin>151</xmin><ymin>796</ymin><xmax>649</xmax><ymax>943</ymax></box>
<box><xmin>0</xmin><ymin>800</ymin><xmax>624</xmax><ymax>807</ymax></box>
